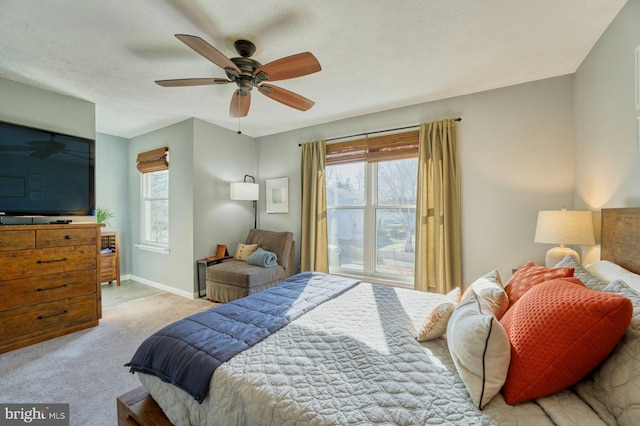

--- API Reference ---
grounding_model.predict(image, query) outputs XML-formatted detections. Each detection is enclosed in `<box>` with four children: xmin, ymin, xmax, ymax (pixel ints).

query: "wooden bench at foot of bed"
<box><xmin>117</xmin><ymin>386</ymin><xmax>172</xmax><ymax>426</ymax></box>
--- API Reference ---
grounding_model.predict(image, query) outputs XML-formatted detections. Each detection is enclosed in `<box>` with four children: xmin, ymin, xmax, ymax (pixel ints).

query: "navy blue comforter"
<box><xmin>126</xmin><ymin>272</ymin><xmax>360</xmax><ymax>403</ymax></box>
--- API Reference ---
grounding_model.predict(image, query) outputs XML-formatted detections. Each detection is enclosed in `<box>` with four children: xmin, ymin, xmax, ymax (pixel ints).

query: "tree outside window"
<box><xmin>327</xmin><ymin>158</ymin><xmax>416</xmax><ymax>283</ymax></box>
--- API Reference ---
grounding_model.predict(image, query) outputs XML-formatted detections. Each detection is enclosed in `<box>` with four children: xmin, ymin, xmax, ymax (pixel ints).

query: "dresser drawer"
<box><xmin>0</xmin><ymin>294</ymin><xmax>98</xmax><ymax>341</ymax></box>
<box><xmin>37</xmin><ymin>228</ymin><xmax>97</xmax><ymax>248</ymax></box>
<box><xmin>101</xmin><ymin>253</ymin><xmax>116</xmax><ymax>268</ymax></box>
<box><xmin>0</xmin><ymin>245</ymin><xmax>97</xmax><ymax>281</ymax></box>
<box><xmin>0</xmin><ymin>269</ymin><xmax>97</xmax><ymax>312</ymax></box>
<box><xmin>0</xmin><ymin>230</ymin><xmax>35</xmax><ymax>251</ymax></box>
<box><xmin>101</xmin><ymin>267</ymin><xmax>116</xmax><ymax>281</ymax></box>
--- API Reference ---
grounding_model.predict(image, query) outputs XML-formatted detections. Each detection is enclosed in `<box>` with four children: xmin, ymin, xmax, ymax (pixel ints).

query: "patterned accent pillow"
<box><xmin>447</xmin><ymin>291</ymin><xmax>511</xmax><ymax>409</ymax></box>
<box><xmin>464</xmin><ymin>270</ymin><xmax>509</xmax><ymax>319</ymax></box>
<box><xmin>417</xmin><ymin>287</ymin><xmax>461</xmax><ymax>341</ymax></box>
<box><xmin>504</xmin><ymin>261</ymin><xmax>574</xmax><ymax>305</ymax></box>
<box><xmin>575</xmin><ymin>279</ymin><xmax>640</xmax><ymax>426</ymax></box>
<box><xmin>500</xmin><ymin>279</ymin><xmax>632</xmax><ymax>405</ymax></box>
<box><xmin>234</xmin><ymin>243</ymin><xmax>259</xmax><ymax>261</ymax></box>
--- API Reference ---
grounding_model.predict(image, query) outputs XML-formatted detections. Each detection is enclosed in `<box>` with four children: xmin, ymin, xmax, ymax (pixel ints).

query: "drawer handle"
<box><xmin>37</xmin><ymin>283</ymin><xmax>68</xmax><ymax>292</ymax></box>
<box><xmin>37</xmin><ymin>258</ymin><xmax>68</xmax><ymax>264</ymax></box>
<box><xmin>38</xmin><ymin>309</ymin><xmax>68</xmax><ymax>320</ymax></box>
<box><xmin>64</xmin><ymin>235</ymin><xmax>72</xmax><ymax>240</ymax></box>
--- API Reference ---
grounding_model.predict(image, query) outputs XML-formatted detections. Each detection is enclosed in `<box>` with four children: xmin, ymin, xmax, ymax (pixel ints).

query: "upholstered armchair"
<box><xmin>205</xmin><ymin>229</ymin><xmax>296</xmax><ymax>303</ymax></box>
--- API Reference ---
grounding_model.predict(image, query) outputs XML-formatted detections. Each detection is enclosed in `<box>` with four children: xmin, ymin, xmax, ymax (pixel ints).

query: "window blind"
<box><xmin>136</xmin><ymin>147</ymin><xmax>169</xmax><ymax>173</ymax></box>
<box><xmin>325</xmin><ymin>130</ymin><xmax>419</xmax><ymax>165</ymax></box>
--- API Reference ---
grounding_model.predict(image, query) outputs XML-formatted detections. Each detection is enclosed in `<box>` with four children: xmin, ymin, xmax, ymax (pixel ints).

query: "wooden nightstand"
<box><xmin>100</xmin><ymin>232</ymin><xmax>120</xmax><ymax>286</ymax></box>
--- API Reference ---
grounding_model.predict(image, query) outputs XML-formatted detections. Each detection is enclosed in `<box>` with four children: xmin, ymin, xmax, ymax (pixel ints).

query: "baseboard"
<box><xmin>129</xmin><ymin>275</ymin><xmax>196</xmax><ymax>299</ymax></box>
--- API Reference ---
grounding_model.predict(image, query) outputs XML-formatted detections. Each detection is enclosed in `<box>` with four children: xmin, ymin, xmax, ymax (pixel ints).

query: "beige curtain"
<box><xmin>414</xmin><ymin>119</ymin><xmax>462</xmax><ymax>293</ymax></box>
<box><xmin>300</xmin><ymin>140</ymin><xmax>329</xmax><ymax>272</ymax></box>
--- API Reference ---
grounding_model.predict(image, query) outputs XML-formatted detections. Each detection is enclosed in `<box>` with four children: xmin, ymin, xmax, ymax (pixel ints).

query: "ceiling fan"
<box><xmin>155</xmin><ymin>34</ymin><xmax>322</xmax><ymax>118</ymax></box>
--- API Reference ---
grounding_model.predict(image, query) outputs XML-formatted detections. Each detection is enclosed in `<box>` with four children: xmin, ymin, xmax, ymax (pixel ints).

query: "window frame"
<box><xmin>327</xmin><ymin>159</ymin><xmax>417</xmax><ymax>287</ymax></box>
<box><xmin>140</xmin><ymin>169</ymin><xmax>169</xmax><ymax>249</ymax></box>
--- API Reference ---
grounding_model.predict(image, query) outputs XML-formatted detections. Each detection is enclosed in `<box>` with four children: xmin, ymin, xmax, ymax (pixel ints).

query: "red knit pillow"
<box><xmin>499</xmin><ymin>279</ymin><xmax>632</xmax><ymax>405</ymax></box>
<box><xmin>504</xmin><ymin>261</ymin><xmax>574</xmax><ymax>305</ymax></box>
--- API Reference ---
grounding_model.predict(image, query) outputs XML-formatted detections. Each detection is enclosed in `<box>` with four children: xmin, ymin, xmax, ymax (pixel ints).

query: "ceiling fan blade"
<box><xmin>258</xmin><ymin>84</ymin><xmax>315</xmax><ymax>111</ymax></box>
<box><xmin>255</xmin><ymin>52</ymin><xmax>321</xmax><ymax>82</ymax></box>
<box><xmin>155</xmin><ymin>78</ymin><xmax>223</xmax><ymax>87</ymax></box>
<box><xmin>175</xmin><ymin>34</ymin><xmax>241</xmax><ymax>74</ymax></box>
<box><xmin>230</xmin><ymin>89</ymin><xmax>251</xmax><ymax>118</ymax></box>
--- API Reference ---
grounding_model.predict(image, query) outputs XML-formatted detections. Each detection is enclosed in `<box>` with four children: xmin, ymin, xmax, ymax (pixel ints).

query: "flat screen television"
<box><xmin>0</xmin><ymin>120</ymin><xmax>95</xmax><ymax>217</ymax></box>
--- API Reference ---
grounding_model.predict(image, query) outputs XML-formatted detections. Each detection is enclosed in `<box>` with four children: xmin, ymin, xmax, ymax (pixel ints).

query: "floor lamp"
<box><xmin>230</xmin><ymin>175</ymin><xmax>259</xmax><ymax>228</ymax></box>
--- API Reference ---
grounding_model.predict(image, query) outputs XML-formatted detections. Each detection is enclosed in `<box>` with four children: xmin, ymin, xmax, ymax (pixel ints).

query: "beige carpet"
<box><xmin>0</xmin><ymin>293</ymin><xmax>216</xmax><ymax>426</ymax></box>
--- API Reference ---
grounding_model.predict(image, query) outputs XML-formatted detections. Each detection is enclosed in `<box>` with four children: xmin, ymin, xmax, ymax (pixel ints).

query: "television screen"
<box><xmin>0</xmin><ymin>120</ymin><xmax>95</xmax><ymax>216</ymax></box>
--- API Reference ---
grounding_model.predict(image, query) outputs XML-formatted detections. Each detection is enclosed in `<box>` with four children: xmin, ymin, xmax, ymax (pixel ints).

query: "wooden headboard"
<box><xmin>601</xmin><ymin>207</ymin><xmax>640</xmax><ymax>275</ymax></box>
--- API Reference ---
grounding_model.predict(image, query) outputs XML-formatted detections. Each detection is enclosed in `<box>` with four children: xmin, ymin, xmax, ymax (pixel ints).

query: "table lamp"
<box><xmin>534</xmin><ymin>209</ymin><xmax>595</xmax><ymax>267</ymax></box>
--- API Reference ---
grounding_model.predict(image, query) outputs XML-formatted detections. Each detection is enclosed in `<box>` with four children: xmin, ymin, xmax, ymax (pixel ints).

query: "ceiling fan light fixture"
<box><xmin>258</xmin><ymin>85</ymin><xmax>273</xmax><ymax>95</ymax></box>
<box><xmin>254</xmin><ymin>71</ymin><xmax>269</xmax><ymax>83</ymax></box>
<box><xmin>224</xmin><ymin>68</ymin><xmax>240</xmax><ymax>79</ymax></box>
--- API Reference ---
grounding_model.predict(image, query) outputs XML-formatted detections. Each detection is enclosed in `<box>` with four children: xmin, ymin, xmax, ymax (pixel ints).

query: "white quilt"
<box><xmin>139</xmin><ymin>283</ymin><xmax>598</xmax><ymax>425</ymax></box>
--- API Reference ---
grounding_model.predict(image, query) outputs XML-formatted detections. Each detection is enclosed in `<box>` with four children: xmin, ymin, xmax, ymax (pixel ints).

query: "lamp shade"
<box><xmin>534</xmin><ymin>210</ymin><xmax>596</xmax><ymax>246</ymax></box>
<box><xmin>230</xmin><ymin>182</ymin><xmax>259</xmax><ymax>201</ymax></box>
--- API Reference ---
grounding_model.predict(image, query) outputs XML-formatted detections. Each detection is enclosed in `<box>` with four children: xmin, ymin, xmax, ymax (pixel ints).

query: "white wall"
<box><xmin>192</xmin><ymin>118</ymin><xmax>257</xmax><ymax>260</ymax></box>
<box><xmin>128</xmin><ymin>119</ymin><xmax>195</xmax><ymax>297</ymax></box>
<box><xmin>125</xmin><ymin>118</ymin><xmax>258</xmax><ymax>297</ymax></box>
<box><xmin>95</xmin><ymin>132</ymin><xmax>130</xmax><ymax>275</ymax></box>
<box><xmin>0</xmin><ymin>77</ymin><xmax>95</xmax><ymax>140</ymax></box>
<box><xmin>257</xmin><ymin>76</ymin><xmax>575</xmax><ymax>285</ymax></box>
<box><xmin>574</xmin><ymin>0</ymin><xmax>640</xmax><ymax>264</ymax></box>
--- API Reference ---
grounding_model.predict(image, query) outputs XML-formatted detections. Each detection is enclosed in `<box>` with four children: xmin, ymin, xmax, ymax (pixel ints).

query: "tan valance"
<box><xmin>136</xmin><ymin>147</ymin><xmax>169</xmax><ymax>173</ymax></box>
<box><xmin>325</xmin><ymin>130</ymin><xmax>419</xmax><ymax>165</ymax></box>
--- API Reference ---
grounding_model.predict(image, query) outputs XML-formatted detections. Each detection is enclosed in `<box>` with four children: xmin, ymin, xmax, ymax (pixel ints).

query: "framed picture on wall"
<box><xmin>266</xmin><ymin>177</ymin><xmax>289</xmax><ymax>214</ymax></box>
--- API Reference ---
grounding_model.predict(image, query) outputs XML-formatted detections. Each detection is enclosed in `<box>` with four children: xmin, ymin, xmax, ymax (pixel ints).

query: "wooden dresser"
<box><xmin>0</xmin><ymin>223</ymin><xmax>103</xmax><ymax>353</ymax></box>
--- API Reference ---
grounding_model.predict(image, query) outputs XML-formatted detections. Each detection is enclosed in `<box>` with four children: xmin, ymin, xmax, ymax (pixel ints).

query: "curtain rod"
<box><xmin>298</xmin><ymin>117</ymin><xmax>461</xmax><ymax>146</ymax></box>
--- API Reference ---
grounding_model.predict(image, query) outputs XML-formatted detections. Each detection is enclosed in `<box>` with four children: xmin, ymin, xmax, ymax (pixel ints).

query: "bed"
<box><xmin>119</xmin><ymin>207</ymin><xmax>640</xmax><ymax>426</ymax></box>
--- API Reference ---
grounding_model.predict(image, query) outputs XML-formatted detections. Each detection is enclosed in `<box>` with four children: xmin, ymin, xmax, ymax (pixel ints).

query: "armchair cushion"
<box><xmin>245</xmin><ymin>228</ymin><xmax>293</xmax><ymax>270</ymax></box>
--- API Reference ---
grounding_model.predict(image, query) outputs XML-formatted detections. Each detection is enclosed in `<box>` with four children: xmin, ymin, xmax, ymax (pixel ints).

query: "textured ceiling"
<box><xmin>0</xmin><ymin>0</ymin><xmax>628</xmax><ymax>138</ymax></box>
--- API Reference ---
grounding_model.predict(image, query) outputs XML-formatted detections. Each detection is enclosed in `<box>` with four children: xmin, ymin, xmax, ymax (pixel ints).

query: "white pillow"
<box><xmin>575</xmin><ymin>279</ymin><xmax>640</xmax><ymax>426</ymax></box>
<box><xmin>417</xmin><ymin>287</ymin><xmax>461</xmax><ymax>341</ymax></box>
<box><xmin>447</xmin><ymin>291</ymin><xmax>511</xmax><ymax>409</ymax></box>
<box><xmin>586</xmin><ymin>260</ymin><xmax>640</xmax><ymax>293</ymax></box>
<box><xmin>464</xmin><ymin>270</ymin><xmax>509</xmax><ymax>319</ymax></box>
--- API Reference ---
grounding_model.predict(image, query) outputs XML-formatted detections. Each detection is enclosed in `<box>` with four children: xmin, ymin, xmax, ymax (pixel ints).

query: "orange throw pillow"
<box><xmin>504</xmin><ymin>261</ymin><xmax>574</xmax><ymax>305</ymax></box>
<box><xmin>499</xmin><ymin>279</ymin><xmax>632</xmax><ymax>405</ymax></box>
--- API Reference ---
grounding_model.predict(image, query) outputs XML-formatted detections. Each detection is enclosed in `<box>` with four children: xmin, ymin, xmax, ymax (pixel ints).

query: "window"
<box><xmin>141</xmin><ymin>170</ymin><xmax>169</xmax><ymax>246</ymax></box>
<box><xmin>327</xmin><ymin>134</ymin><xmax>418</xmax><ymax>285</ymax></box>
